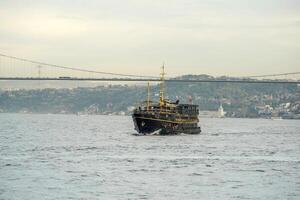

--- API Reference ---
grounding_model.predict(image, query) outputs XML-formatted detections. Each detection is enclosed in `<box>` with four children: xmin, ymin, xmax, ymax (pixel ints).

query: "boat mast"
<box><xmin>147</xmin><ymin>82</ymin><xmax>150</xmax><ymax>110</ymax></box>
<box><xmin>159</xmin><ymin>63</ymin><xmax>165</xmax><ymax>106</ymax></box>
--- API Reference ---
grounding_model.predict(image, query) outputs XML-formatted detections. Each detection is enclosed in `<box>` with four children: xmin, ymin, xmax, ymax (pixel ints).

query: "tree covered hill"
<box><xmin>0</xmin><ymin>75</ymin><xmax>299</xmax><ymax>118</ymax></box>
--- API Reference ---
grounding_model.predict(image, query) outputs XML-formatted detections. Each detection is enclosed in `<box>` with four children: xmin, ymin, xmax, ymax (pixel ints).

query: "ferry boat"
<box><xmin>132</xmin><ymin>66</ymin><xmax>201</xmax><ymax>135</ymax></box>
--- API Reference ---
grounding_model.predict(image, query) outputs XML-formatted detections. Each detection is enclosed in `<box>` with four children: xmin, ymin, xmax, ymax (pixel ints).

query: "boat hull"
<box><xmin>132</xmin><ymin>114</ymin><xmax>201</xmax><ymax>135</ymax></box>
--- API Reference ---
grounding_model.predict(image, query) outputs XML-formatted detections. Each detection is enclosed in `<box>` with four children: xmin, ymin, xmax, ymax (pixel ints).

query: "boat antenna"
<box><xmin>147</xmin><ymin>82</ymin><xmax>151</xmax><ymax>110</ymax></box>
<box><xmin>159</xmin><ymin>63</ymin><xmax>165</xmax><ymax>106</ymax></box>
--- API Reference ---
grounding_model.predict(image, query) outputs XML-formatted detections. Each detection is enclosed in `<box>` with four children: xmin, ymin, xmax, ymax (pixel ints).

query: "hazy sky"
<box><xmin>0</xmin><ymin>0</ymin><xmax>299</xmax><ymax>77</ymax></box>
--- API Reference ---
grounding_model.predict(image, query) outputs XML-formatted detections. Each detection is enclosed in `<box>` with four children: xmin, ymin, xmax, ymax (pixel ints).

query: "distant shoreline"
<box><xmin>0</xmin><ymin>112</ymin><xmax>299</xmax><ymax>120</ymax></box>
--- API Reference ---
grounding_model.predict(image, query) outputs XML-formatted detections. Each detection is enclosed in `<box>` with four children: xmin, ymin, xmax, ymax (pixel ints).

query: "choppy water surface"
<box><xmin>0</xmin><ymin>114</ymin><xmax>299</xmax><ymax>200</ymax></box>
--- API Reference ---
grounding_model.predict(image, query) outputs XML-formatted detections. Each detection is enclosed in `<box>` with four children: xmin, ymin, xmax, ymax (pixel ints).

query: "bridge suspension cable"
<box><xmin>0</xmin><ymin>53</ymin><xmax>299</xmax><ymax>83</ymax></box>
<box><xmin>244</xmin><ymin>71</ymin><xmax>300</xmax><ymax>78</ymax></box>
<box><xmin>0</xmin><ymin>53</ymin><xmax>159</xmax><ymax>79</ymax></box>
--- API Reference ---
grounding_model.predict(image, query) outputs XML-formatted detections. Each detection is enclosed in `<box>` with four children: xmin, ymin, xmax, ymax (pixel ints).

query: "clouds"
<box><xmin>0</xmin><ymin>0</ymin><xmax>299</xmax><ymax>77</ymax></box>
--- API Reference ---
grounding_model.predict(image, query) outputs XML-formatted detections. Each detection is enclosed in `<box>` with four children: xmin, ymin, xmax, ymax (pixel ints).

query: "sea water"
<box><xmin>0</xmin><ymin>114</ymin><xmax>299</xmax><ymax>199</ymax></box>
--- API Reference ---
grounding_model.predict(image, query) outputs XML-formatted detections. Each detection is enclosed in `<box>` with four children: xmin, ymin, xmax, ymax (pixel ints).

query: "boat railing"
<box><xmin>135</xmin><ymin>107</ymin><xmax>199</xmax><ymax>117</ymax></box>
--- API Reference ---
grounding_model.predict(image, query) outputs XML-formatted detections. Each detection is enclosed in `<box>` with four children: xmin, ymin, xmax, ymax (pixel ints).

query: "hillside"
<box><xmin>0</xmin><ymin>75</ymin><xmax>299</xmax><ymax>118</ymax></box>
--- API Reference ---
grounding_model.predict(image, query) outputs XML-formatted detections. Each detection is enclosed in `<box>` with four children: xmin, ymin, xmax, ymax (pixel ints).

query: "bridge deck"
<box><xmin>0</xmin><ymin>77</ymin><xmax>299</xmax><ymax>84</ymax></box>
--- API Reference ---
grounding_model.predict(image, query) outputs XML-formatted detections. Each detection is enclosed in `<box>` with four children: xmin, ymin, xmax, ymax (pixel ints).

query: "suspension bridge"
<box><xmin>0</xmin><ymin>53</ymin><xmax>300</xmax><ymax>84</ymax></box>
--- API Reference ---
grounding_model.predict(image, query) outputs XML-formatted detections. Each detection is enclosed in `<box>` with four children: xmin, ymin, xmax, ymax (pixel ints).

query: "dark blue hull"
<box><xmin>132</xmin><ymin>113</ymin><xmax>201</xmax><ymax>135</ymax></box>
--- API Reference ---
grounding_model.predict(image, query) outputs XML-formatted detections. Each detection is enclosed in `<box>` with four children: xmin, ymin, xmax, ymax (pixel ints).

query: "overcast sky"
<box><xmin>0</xmin><ymin>0</ymin><xmax>299</xmax><ymax>77</ymax></box>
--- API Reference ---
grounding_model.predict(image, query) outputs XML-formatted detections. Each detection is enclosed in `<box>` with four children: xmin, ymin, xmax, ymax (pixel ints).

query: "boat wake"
<box><xmin>132</xmin><ymin>129</ymin><xmax>162</xmax><ymax>136</ymax></box>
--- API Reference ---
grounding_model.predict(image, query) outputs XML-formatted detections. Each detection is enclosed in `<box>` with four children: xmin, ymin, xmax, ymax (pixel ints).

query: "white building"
<box><xmin>218</xmin><ymin>104</ymin><xmax>226</xmax><ymax>118</ymax></box>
